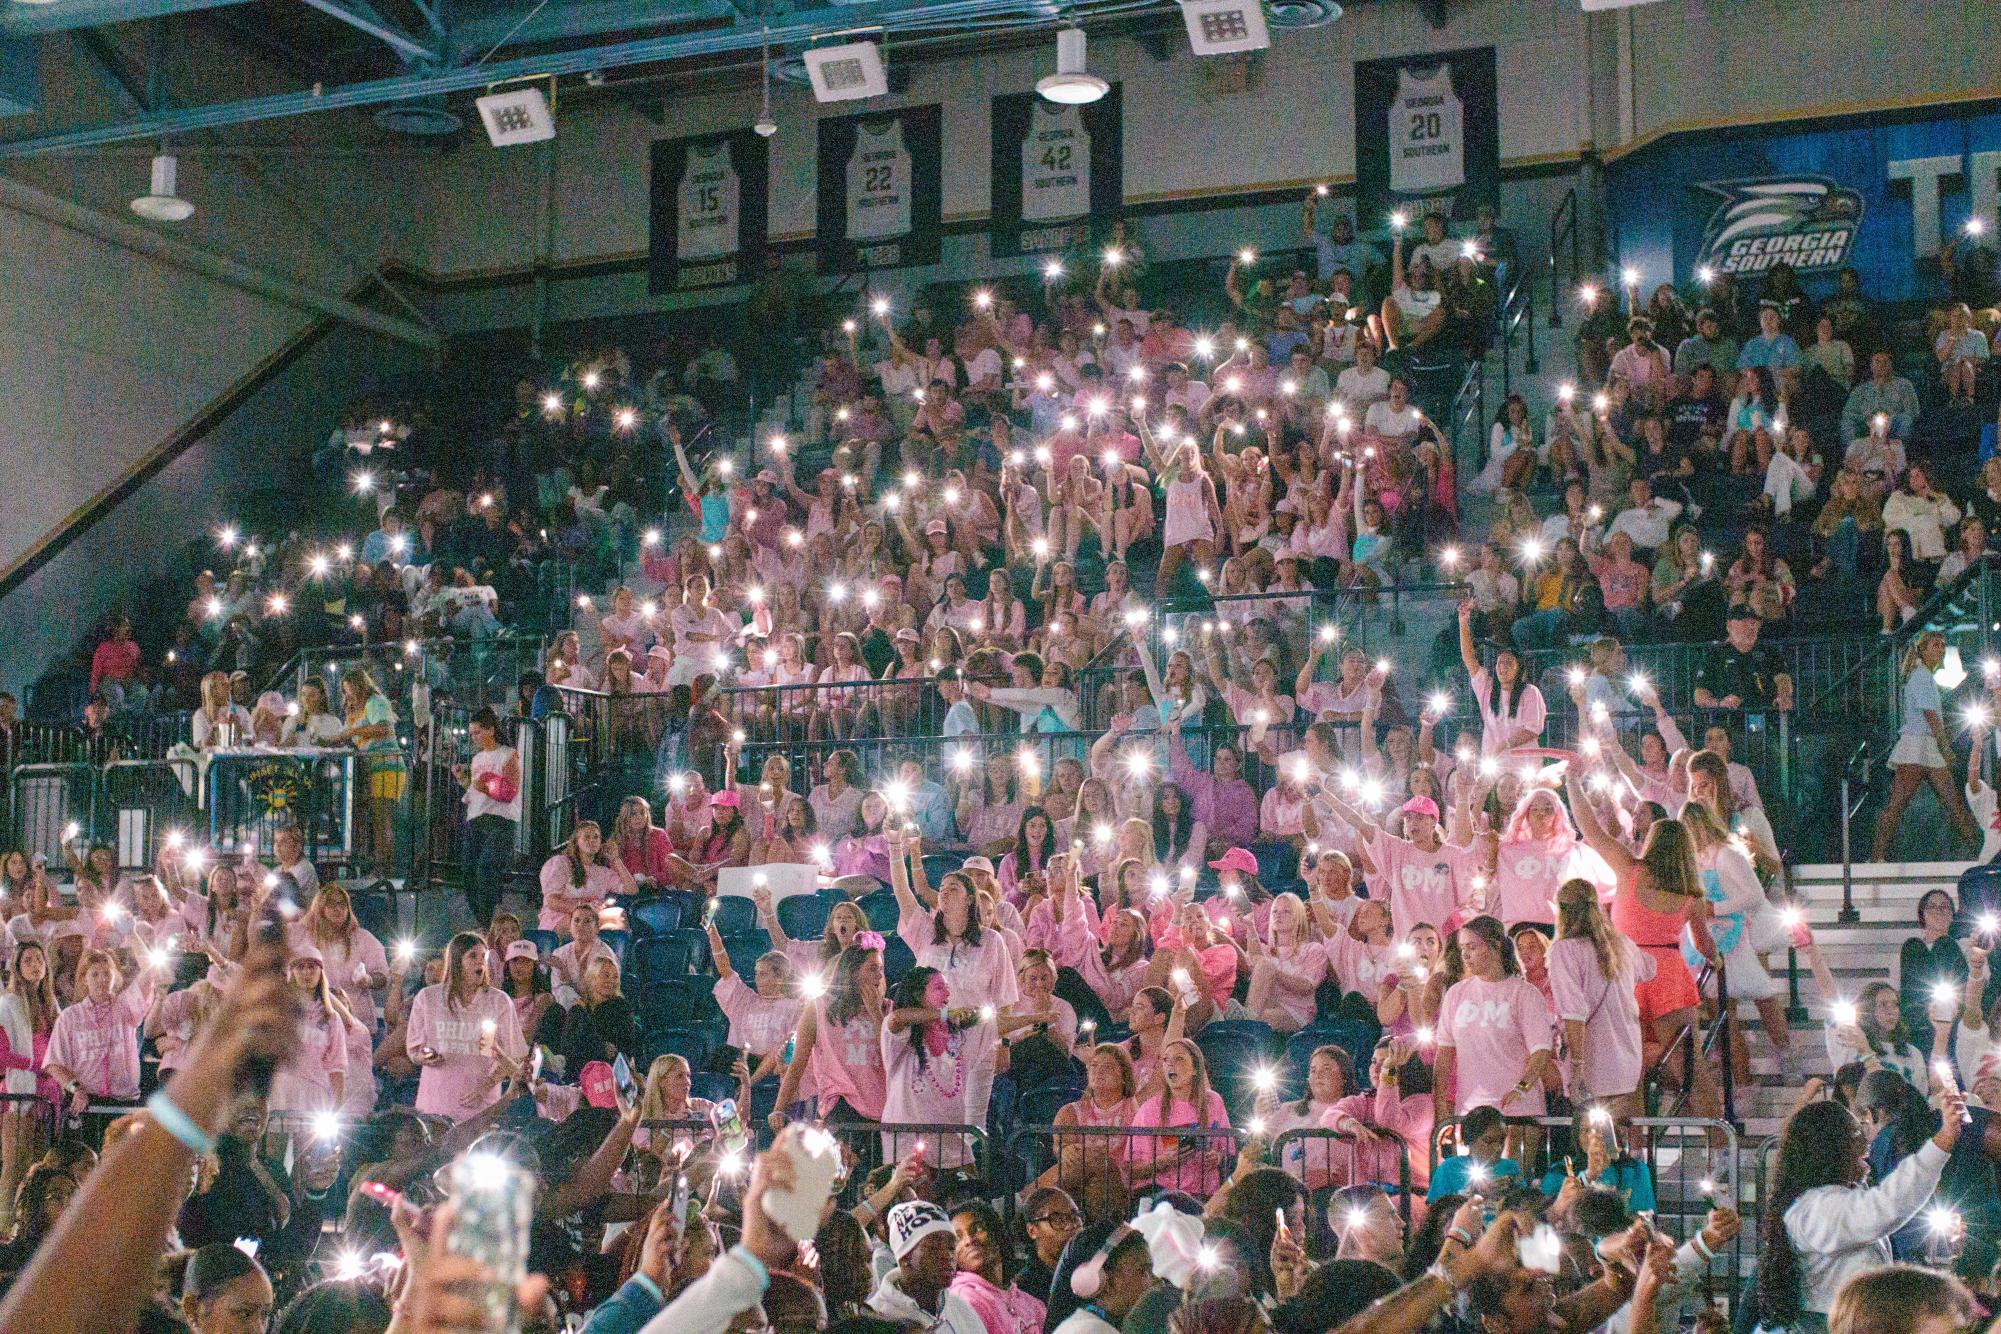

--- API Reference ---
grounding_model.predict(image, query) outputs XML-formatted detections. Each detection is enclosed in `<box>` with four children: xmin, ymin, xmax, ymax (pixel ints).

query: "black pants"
<box><xmin>464</xmin><ymin>814</ymin><xmax>517</xmax><ymax>924</ymax></box>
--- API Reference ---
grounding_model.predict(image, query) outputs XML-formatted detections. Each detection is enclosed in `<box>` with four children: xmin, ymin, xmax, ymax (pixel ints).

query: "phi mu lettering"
<box><xmin>1452</xmin><ymin>996</ymin><xmax>1514</xmax><ymax>1028</ymax></box>
<box><xmin>430</xmin><ymin>1016</ymin><xmax>487</xmax><ymax>1054</ymax></box>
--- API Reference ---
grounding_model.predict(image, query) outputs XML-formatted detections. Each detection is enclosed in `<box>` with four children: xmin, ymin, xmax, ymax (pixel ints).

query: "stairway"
<box><xmin>1726</xmin><ymin>860</ymin><xmax>1970</xmax><ymax>1147</ymax></box>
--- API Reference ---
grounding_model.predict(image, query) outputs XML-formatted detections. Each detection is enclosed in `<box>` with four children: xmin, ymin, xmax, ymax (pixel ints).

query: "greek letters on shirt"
<box><xmin>1450</xmin><ymin>995</ymin><xmax>1517</xmax><ymax>1030</ymax></box>
<box><xmin>836</xmin><ymin>1016</ymin><xmax>876</xmax><ymax>1069</ymax></box>
<box><xmin>429</xmin><ymin>1014</ymin><xmax>490</xmax><ymax>1056</ymax></box>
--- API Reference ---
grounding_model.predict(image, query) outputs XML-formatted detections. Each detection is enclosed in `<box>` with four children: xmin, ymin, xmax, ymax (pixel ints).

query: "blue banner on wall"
<box><xmin>1605</xmin><ymin>101</ymin><xmax>2001</xmax><ymax>303</ymax></box>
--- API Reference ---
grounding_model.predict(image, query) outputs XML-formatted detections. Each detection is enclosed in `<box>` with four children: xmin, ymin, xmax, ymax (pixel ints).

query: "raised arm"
<box><xmin>1565</xmin><ymin>770</ymin><xmax>1636</xmax><ymax>875</ymax></box>
<box><xmin>1457</xmin><ymin>601</ymin><xmax>1482</xmax><ymax>681</ymax></box>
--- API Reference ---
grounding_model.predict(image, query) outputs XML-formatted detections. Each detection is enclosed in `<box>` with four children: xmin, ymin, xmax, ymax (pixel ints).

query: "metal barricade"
<box><xmin>202</xmin><ymin>751</ymin><xmax>356</xmax><ymax>864</ymax></box>
<box><xmin>8</xmin><ymin>763</ymin><xmax>96</xmax><ymax>862</ymax></box>
<box><xmin>1272</xmin><ymin>1127</ymin><xmax>1414</xmax><ymax>1231</ymax></box>
<box><xmin>1002</xmin><ymin>1123</ymin><xmax>1245</xmax><ymax>1221</ymax></box>
<box><xmin>103</xmin><ymin>758</ymin><xmax>200</xmax><ymax>872</ymax></box>
<box><xmin>1430</xmin><ymin>1113</ymin><xmax>1743</xmax><ymax>1283</ymax></box>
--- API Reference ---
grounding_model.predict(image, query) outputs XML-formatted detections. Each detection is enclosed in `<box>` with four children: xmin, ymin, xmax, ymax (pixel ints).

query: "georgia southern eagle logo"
<box><xmin>1694</xmin><ymin>176</ymin><xmax>1863</xmax><ymax>276</ymax></box>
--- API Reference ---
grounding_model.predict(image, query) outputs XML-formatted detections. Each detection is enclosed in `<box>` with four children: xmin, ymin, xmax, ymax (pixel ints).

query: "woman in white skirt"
<box><xmin>1872</xmin><ymin>631</ymin><xmax>1977</xmax><ymax>861</ymax></box>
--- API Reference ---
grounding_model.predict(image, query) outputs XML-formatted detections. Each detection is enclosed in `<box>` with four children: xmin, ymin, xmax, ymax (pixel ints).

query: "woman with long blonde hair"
<box><xmin>1241</xmin><ymin>893</ymin><xmax>1325</xmax><ymax>1033</ymax></box>
<box><xmin>294</xmin><ymin>884</ymin><xmax>389</xmax><ymax>1027</ymax></box>
<box><xmin>1547</xmin><ymin>877</ymin><xmax>1651</xmax><ymax>1118</ymax></box>
<box><xmin>190</xmin><ymin>671</ymin><xmax>251</xmax><ymax>751</ymax></box>
<box><xmin>1873</xmin><ymin>630</ymin><xmax>1977</xmax><ymax>859</ymax></box>
<box><xmin>336</xmin><ymin>668</ymin><xmax>403</xmax><ymax>871</ymax></box>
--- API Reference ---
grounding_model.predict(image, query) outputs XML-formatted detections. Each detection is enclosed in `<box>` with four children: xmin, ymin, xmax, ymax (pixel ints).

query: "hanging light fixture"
<box><xmin>130</xmin><ymin>151</ymin><xmax>194</xmax><ymax>222</ymax></box>
<box><xmin>755</xmin><ymin>26</ymin><xmax>777</xmax><ymax>136</ymax></box>
<box><xmin>1037</xmin><ymin>27</ymin><xmax>1108</xmax><ymax>105</ymax></box>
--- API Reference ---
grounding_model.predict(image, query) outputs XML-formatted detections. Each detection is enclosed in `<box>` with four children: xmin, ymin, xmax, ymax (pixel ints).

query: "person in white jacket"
<box><xmin>1754</xmin><ymin>1092</ymin><xmax>1962</xmax><ymax>1329</ymax></box>
<box><xmin>867</xmin><ymin>1201</ymin><xmax>986</xmax><ymax>1334</ymax></box>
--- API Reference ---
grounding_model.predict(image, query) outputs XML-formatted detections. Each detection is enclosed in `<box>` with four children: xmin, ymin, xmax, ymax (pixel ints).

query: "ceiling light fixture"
<box><xmin>1037</xmin><ymin>27</ymin><xmax>1108</xmax><ymax>104</ymax></box>
<box><xmin>130</xmin><ymin>152</ymin><xmax>193</xmax><ymax>222</ymax></box>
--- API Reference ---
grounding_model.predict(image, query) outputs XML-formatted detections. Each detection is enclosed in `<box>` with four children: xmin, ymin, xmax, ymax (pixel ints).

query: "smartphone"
<box><xmin>611</xmin><ymin>1054</ymin><xmax>639</xmax><ymax>1112</ymax></box>
<box><xmin>447</xmin><ymin>1152</ymin><xmax>536</xmax><ymax>1334</ymax></box>
<box><xmin>528</xmin><ymin>1046</ymin><xmax>544</xmax><ymax>1085</ymax></box>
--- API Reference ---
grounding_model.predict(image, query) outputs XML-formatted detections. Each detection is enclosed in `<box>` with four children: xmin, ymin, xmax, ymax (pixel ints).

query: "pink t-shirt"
<box><xmin>45</xmin><ymin>986</ymin><xmax>149</xmax><ymax>1099</ymax></box>
<box><xmin>1126</xmin><ymin>1088</ymin><xmax>1232</xmax><ymax>1194</ymax></box>
<box><xmin>406</xmin><ymin>985</ymin><xmax>527</xmax><ymax>1120</ymax></box>
<box><xmin>1436</xmin><ymin>975</ymin><xmax>1554</xmax><ymax>1116</ymax></box>
<box><xmin>1547</xmin><ymin>936</ymin><xmax>1654</xmax><ymax>1100</ymax></box>
<box><xmin>1325</xmin><ymin>931</ymin><xmax>1393</xmax><ymax>1004</ymax></box>
<box><xmin>950</xmin><ymin>1271</ymin><xmax>1046</xmax><ymax>1334</ymax></box>
<box><xmin>804</xmin><ymin>997</ymin><xmax>886</xmax><ymax>1119</ymax></box>
<box><xmin>1491</xmin><ymin>838</ymin><xmax>1574</xmax><ymax>928</ymax></box>
<box><xmin>1370</xmin><ymin>831</ymin><xmax>1479</xmax><ymax>939</ymax></box>
<box><xmin>537</xmin><ymin>857</ymin><xmax>622</xmax><ymax>933</ymax></box>
<box><xmin>1470</xmin><ymin>669</ymin><xmax>1547</xmax><ymax>757</ymax></box>
<box><xmin>290</xmin><ymin>925</ymin><xmax>389</xmax><ymax>1027</ymax></box>
<box><xmin>880</xmin><ymin>1018</ymin><xmax>999</xmax><ymax>1168</ymax></box>
<box><xmin>897</xmin><ymin>915</ymin><xmax>1020</xmax><ymax>1009</ymax></box>
<box><xmin>1252</xmin><ymin>942</ymin><xmax>1328</xmax><ymax>1030</ymax></box>
<box><xmin>270</xmin><ymin>1007</ymin><xmax>348</xmax><ymax>1114</ymax></box>
<box><xmin>715</xmin><ymin>973</ymin><xmax>803</xmax><ymax>1057</ymax></box>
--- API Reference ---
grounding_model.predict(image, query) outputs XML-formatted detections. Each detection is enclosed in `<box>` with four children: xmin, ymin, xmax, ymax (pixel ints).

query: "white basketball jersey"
<box><xmin>846</xmin><ymin>119</ymin><xmax>912</xmax><ymax>241</ymax></box>
<box><xmin>677</xmin><ymin>141</ymin><xmax>741</xmax><ymax>260</ymax></box>
<box><xmin>1021</xmin><ymin>100</ymin><xmax>1091</xmax><ymax>222</ymax></box>
<box><xmin>1388</xmin><ymin>65</ymin><xmax>1464</xmax><ymax>196</ymax></box>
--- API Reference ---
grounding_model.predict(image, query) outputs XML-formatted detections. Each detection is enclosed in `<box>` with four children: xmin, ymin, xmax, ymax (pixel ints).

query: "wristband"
<box><xmin>146</xmin><ymin>1090</ymin><xmax>216</xmax><ymax>1157</ymax></box>
<box><xmin>1446</xmin><ymin>1227</ymin><xmax>1475</xmax><ymax>1247</ymax></box>
<box><xmin>729</xmin><ymin>1243</ymin><xmax>771</xmax><ymax>1294</ymax></box>
<box><xmin>1690</xmin><ymin>1232</ymin><xmax>1715</xmax><ymax>1263</ymax></box>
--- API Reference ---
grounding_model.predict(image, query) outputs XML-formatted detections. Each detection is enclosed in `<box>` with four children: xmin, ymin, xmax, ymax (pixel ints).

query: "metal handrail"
<box><xmin>1548</xmin><ymin>188</ymin><xmax>1578</xmax><ymax>329</ymax></box>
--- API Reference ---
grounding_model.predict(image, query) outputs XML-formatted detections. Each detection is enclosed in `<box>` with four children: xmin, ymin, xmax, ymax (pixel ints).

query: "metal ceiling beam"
<box><xmin>0</xmin><ymin>0</ymin><xmax>1060</xmax><ymax>158</ymax></box>
<box><xmin>71</xmin><ymin>29</ymin><xmax>151</xmax><ymax>111</ymax></box>
<box><xmin>0</xmin><ymin>0</ymin><xmax>261</xmax><ymax>41</ymax></box>
<box><xmin>298</xmin><ymin>0</ymin><xmax>437</xmax><ymax>62</ymax></box>
<box><xmin>446</xmin><ymin>0</ymin><xmax>735</xmax><ymax>54</ymax></box>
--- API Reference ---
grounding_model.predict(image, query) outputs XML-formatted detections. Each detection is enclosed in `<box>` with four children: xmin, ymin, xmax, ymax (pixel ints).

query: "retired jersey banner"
<box><xmin>816</xmin><ymin>104</ymin><xmax>943</xmax><ymax>272</ymax></box>
<box><xmin>1353</xmin><ymin>47</ymin><xmax>1498</xmax><ymax>229</ymax></box>
<box><xmin>1606</xmin><ymin>101</ymin><xmax>2001</xmax><ymax>304</ymax></box>
<box><xmin>989</xmin><ymin>84</ymin><xmax>1124</xmax><ymax>258</ymax></box>
<box><xmin>648</xmin><ymin>128</ymin><xmax>770</xmax><ymax>293</ymax></box>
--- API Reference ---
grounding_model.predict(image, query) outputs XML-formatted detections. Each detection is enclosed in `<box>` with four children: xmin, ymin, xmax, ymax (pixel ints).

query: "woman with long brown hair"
<box><xmin>1566</xmin><ymin>768</ymin><xmax>1718</xmax><ymax>1117</ymax></box>
<box><xmin>405</xmin><ymin>930</ymin><xmax>525</xmax><ymax>1121</ymax></box>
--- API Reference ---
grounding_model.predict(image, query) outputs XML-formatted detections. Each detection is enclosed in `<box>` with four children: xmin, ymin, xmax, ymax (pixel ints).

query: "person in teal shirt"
<box><xmin>1426</xmin><ymin>1105</ymin><xmax>1521</xmax><ymax>1202</ymax></box>
<box><xmin>1536</xmin><ymin>1107</ymin><xmax>1658</xmax><ymax>1214</ymax></box>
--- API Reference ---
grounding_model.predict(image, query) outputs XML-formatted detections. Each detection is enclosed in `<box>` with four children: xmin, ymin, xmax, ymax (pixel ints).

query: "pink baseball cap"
<box><xmin>289</xmin><ymin>943</ymin><xmax>324</xmax><ymax>966</ymax></box>
<box><xmin>711</xmin><ymin>790</ymin><xmax>741</xmax><ymax>808</ymax></box>
<box><xmin>1207</xmin><ymin>847</ymin><xmax>1259</xmax><ymax>878</ymax></box>
<box><xmin>504</xmin><ymin>939</ymin><xmax>539</xmax><ymax>962</ymax></box>
<box><xmin>1399</xmin><ymin>796</ymin><xmax>1442</xmax><ymax>820</ymax></box>
<box><xmin>579</xmin><ymin>1061</ymin><xmax>618</xmax><ymax>1109</ymax></box>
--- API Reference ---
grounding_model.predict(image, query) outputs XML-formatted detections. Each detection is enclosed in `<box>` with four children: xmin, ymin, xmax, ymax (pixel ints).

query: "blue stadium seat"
<box><xmin>1015</xmin><ymin>1082</ymin><xmax>1082</xmax><ymax>1127</ymax></box>
<box><xmin>645</xmin><ymin>1025</ymin><xmax>716</xmax><ymax>1068</ymax></box>
<box><xmin>747</xmin><ymin>1075</ymin><xmax>781</xmax><ymax>1127</ymax></box>
<box><xmin>722</xmin><ymin>928</ymin><xmax>771</xmax><ymax>963</ymax></box>
<box><xmin>1193</xmin><ymin>1020</ymin><xmax>1280</xmax><ymax>1122</ymax></box>
<box><xmin>632</xmin><ymin>936</ymin><xmax>684</xmax><ymax>986</ymax></box>
<box><xmin>711</xmin><ymin>895</ymin><xmax>758</xmax><ymax>937</ymax></box>
<box><xmin>882</xmin><ymin>935</ymin><xmax>916</xmax><ymax>986</ymax></box>
<box><xmin>599</xmin><ymin>929</ymin><xmax>629</xmax><ymax>966</ymax></box>
<box><xmin>857</xmin><ymin>889</ymin><xmax>900</xmax><ymax>933</ymax></box>
<box><xmin>690</xmin><ymin>1071</ymin><xmax>735</xmax><ymax>1104</ymax></box>
<box><xmin>636</xmin><ymin>977</ymin><xmax>699</xmax><ymax>1029</ymax></box>
<box><xmin>524</xmin><ymin>929</ymin><xmax>560</xmax><ymax>956</ymax></box>
<box><xmin>777</xmin><ymin>893</ymin><xmax>833</xmax><ymax>942</ymax></box>
<box><xmin>629</xmin><ymin>897</ymin><xmax>684</xmax><ymax>938</ymax></box>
